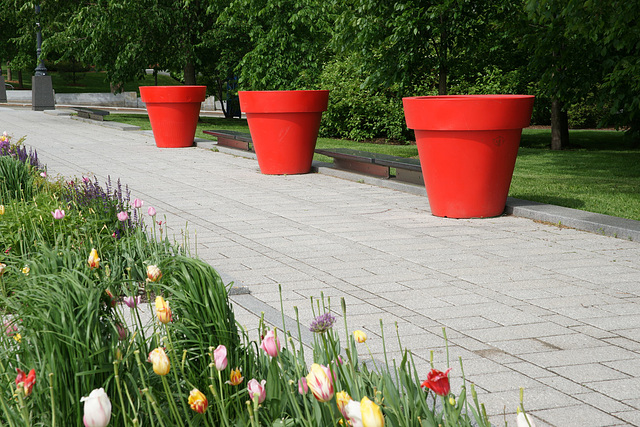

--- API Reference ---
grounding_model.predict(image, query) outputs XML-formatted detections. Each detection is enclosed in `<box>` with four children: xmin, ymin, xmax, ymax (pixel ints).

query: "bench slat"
<box><xmin>203</xmin><ymin>130</ymin><xmax>253</xmax><ymax>151</ymax></box>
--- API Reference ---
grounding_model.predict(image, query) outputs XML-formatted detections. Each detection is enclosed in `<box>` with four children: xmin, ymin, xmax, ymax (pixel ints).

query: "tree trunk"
<box><xmin>7</xmin><ymin>64</ymin><xmax>12</xmax><ymax>81</ymax></box>
<box><xmin>183</xmin><ymin>62</ymin><xmax>196</xmax><ymax>85</ymax></box>
<box><xmin>438</xmin><ymin>16</ymin><xmax>448</xmax><ymax>95</ymax></box>
<box><xmin>18</xmin><ymin>70</ymin><xmax>23</xmax><ymax>89</ymax></box>
<box><xmin>551</xmin><ymin>99</ymin><xmax>569</xmax><ymax>150</ymax></box>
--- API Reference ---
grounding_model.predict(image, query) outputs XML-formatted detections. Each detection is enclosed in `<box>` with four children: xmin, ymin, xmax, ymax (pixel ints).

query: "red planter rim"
<box><xmin>239</xmin><ymin>90</ymin><xmax>329</xmax><ymax>113</ymax></box>
<box><xmin>403</xmin><ymin>94</ymin><xmax>535</xmax><ymax>131</ymax></box>
<box><xmin>140</xmin><ymin>85</ymin><xmax>207</xmax><ymax>104</ymax></box>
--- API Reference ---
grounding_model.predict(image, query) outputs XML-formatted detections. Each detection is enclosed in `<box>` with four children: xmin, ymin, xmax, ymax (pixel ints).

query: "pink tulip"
<box><xmin>131</xmin><ymin>198</ymin><xmax>144</xmax><ymax>209</ymax></box>
<box><xmin>247</xmin><ymin>379</ymin><xmax>266</xmax><ymax>404</ymax></box>
<box><xmin>260</xmin><ymin>329</ymin><xmax>281</xmax><ymax>358</ymax></box>
<box><xmin>116</xmin><ymin>323</ymin><xmax>128</xmax><ymax>341</ymax></box>
<box><xmin>298</xmin><ymin>377</ymin><xmax>308</xmax><ymax>395</ymax></box>
<box><xmin>81</xmin><ymin>388</ymin><xmax>112</xmax><ymax>427</ymax></box>
<box><xmin>148</xmin><ymin>207</ymin><xmax>156</xmax><ymax>216</ymax></box>
<box><xmin>117</xmin><ymin>211</ymin><xmax>128</xmax><ymax>222</ymax></box>
<box><xmin>123</xmin><ymin>296</ymin><xmax>141</xmax><ymax>308</ymax></box>
<box><xmin>51</xmin><ymin>209</ymin><xmax>65</xmax><ymax>220</ymax></box>
<box><xmin>214</xmin><ymin>345</ymin><xmax>228</xmax><ymax>371</ymax></box>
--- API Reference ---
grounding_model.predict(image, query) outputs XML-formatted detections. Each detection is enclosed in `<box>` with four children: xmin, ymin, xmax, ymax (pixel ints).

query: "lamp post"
<box><xmin>32</xmin><ymin>3</ymin><xmax>55</xmax><ymax>111</ymax></box>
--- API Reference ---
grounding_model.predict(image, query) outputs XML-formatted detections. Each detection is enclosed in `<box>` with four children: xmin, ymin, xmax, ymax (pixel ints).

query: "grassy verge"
<box><xmin>105</xmin><ymin>113</ymin><xmax>640</xmax><ymax>221</ymax></box>
<box><xmin>3</xmin><ymin>70</ymin><xmax>182</xmax><ymax>94</ymax></box>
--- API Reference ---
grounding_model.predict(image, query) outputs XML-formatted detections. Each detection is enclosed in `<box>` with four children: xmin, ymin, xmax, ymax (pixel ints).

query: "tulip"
<box><xmin>147</xmin><ymin>265</ymin><xmax>162</xmax><ymax>282</ymax></box>
<box><xmin>0</xmin><ymin>263</ymin><xmax>6</xmax><ymax>276</ymax></box>
<box><xmin>336</xmin><ymin>391</ymin><xmax>353</xmax><ymax>419</ymax></box>
<box><xmin>15</xmin><ymin>368</ymin><xmax>36</xmax><ymax>396</ymax></box>
<box><xmin>123</xmin><ymin>295</ymin><xmax>141</xmax><ymax>308</ymax></box>
<box><xmin>353</xmin><ymin>330</ymin><xmax>367</xmax><ymax>343</ymax></box>
<box><xmin>0</xmin><ymin>205</ymin><xmax>5</xmax><ymax>215</ymax></box>
<box><xmin>116</xmin><ymin>322</ymin><xmax>128</xmax><ymax>341</ymax></box>
<box><xmin>188</xmin><ymin>388</ymin><xmax>208</xmax><ymax>414</ymax></box>
<box><xmin>155</xmin><ymin>296</ymin><xmax>172</xmax><ymax>324</ymax></box>
<box><xmin>214</xmin><ymin>345</ymin><xmax>228</xmax><ymax>371</ymax></box>
<box><xmin>105</xmin><ymin>290</ymin><xmax>116</xmax><ymax>307</ymax></box>
<box><xmin>306</xmin><ymin>363</ymin><xmax>334</xmax><ymax>402</ymax></box>
<box><xmin>117</xmin><ymin>211</ymin><xmax>128</xmax><ymax>222</ymax></box>
<box><xmin>148</xmin><ymin>206</ymin><xmax>156</xmax><ymax>216</ymax></box>
<box><xmin>51</xmin><ymin>209</ymin><xmax>65</xmax><ymax>220</ymax></box>
<box><xmin>260</xmin><ymin>329</ymin><xmax>281</xmax><ymax>358</ymax></box>
<box><xmin>40</xmin><ymin>171</ymin><xmax>46</xmax><ymax>178</ymax></box>
<box><xmin>298</xmin><ymin>377</ymin><xmax>308</xmax><ymax>395</ymax></box>
<box><xmin>360</xmin><ymin>396</ymin><xmax>384</xmax><ymax>427</ymax></box>
<box><xmin>516</xmin><ymin>410</ymin><xmax>538</xmax><ymax>427</ymax></box>
<box><xmin>148</xmin><ymin>347</ymin><xmax>170</xmax><ymax>376</ymax></box>
<box><xmin>226</xmin><ymin>367</ymin><xmax>243</xmax><ymax>386</ymax></box>
<box><xmin>81</xmin><ymin>388</ymin><xmax>112</xmax><ymax>427</ymax></box>
<box><xmin>88</xmin><ymin>248</ymin><xmax>100</xmax><ymax>269</ymax></box>
<box><xmin>131</xmin><ymin>198</ymin><xmax>144</xmax><ymax>209</ymax></box>
<box><xmin>247</xmin><ymin>379</ymin><xmax>267</xmax><ymax>404</ymax></box>
<box><xmin>345</xmin><ymin>400</ymin><xmax>363</xmax><ymax>427</ymax></box>
<box><xmin>420</xmin><ymin>368</ymin><xmax>452</xmax><ymax>396</ymax></box>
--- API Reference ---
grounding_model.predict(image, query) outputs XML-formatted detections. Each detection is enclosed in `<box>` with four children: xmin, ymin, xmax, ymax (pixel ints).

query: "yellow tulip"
<box><xmin>188</xmin><ymin>388</ymin><xmax>208</xmax><ymax>414</ymax></box>
<box><xmin>306</xmin><ymin>363</ymin><xmax>334</xmax><ymax>402</ymax></box>
<box><xmin>360</xmin><ymin>396</ymin><xmax>384</xmax><ymax>427</ymax></box>
<box><xmin>148</xmin><ymin>347</ymin><xmax>170</xmax><ymax>376</ymax></box>
<box><xmin>88</xmin><ymin>248</ymin><xmax>100</xmax><ymax>269</ymax></box>
<box><xmin>147</xmin><ymin>265</ymin><xmax>162</xmax><ymax>282</ymax></box>
<box><xmin>155</xmin><ymin>296</ymin><xmax>172</xmax><ymax>324</ymax></box>
<box><xmin>353</xmin><ymin>330</ymin><xmax>367</xmax><ymax>343</ymax></box>
<box><xmin>226</xmin><ymin>367</ymin><xmax>244</xmax><ymax>386</ymax></box>
<box><xmin>0</xmin><ymin>205</ymin><xmax>5</xmax><ymax>215</ymax></box>
<box><xmin>336</xmin><ymin>391</ymin><xmax>353</xmax><ymax>419</ymax></box>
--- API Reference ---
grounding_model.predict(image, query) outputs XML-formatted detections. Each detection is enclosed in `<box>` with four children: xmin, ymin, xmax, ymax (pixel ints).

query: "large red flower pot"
<box><xmin>403</xmin><ymin>95</ymin><xmax>535</xmax><ymax>218</ymax></box>
<box><xmin>238</xmin><ymin>90</ymin><xmax>330</xmax><ymax>174</ymax></box>
<box><xmin>140</xmin><ymin>85</ymin><xmax>206</xmax><ymax>148</ymax></box>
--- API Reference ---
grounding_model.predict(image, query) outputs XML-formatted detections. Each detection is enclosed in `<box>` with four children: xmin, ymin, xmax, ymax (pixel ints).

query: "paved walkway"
<box><xmin>2</xmin><ymin>107</ymin><xmax>640</xmax><ymax>426</ymax></box>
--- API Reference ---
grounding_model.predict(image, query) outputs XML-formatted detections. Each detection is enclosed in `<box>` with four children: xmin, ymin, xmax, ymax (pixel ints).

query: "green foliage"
<box><xmin>318</xmin><ymin>58</ymin><xmax>410</xmax><ymax>142</ymax></box>
<box><xmin>0</xmin><ymin>156</ymin><xmax>34</xmax><ymax>202</ymax></box>
<box><xmin>225</xmin><ymin>0</ymin><xmax>333</xmax><ymax>90</ymax></box>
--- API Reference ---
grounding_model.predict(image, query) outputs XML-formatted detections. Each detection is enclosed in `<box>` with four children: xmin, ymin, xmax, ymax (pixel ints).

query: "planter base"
<box><xmin>416</xmin><ymin>129</ymin><xmax>522</xmax><ymax>218</ymax></box>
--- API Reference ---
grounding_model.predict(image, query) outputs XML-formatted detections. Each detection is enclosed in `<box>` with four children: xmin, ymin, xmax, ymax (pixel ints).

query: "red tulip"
<box><xmin>15</xmin><ymin>368</ymin><xmax>36</xmax><ymax>396</ymax></box>
<box><xmin>420</xmin><ymin>368</ymin><xmax>451</xmax><ymax>396</ymax></box>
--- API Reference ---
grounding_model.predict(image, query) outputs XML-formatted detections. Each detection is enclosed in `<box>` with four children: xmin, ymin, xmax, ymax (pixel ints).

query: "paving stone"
<box><xmin>4</xmin><ymin>108</ymin><xmax>640</xmax><ymax>426</ymax></box>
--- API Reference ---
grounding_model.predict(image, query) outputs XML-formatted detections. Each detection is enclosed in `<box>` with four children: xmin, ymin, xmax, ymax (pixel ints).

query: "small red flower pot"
<box><xmin>238</xmin><ymin>90</ymin><xmax>330</xmax><ymax>174</ymax></box>
<box><xmin>140</xmin><ymin>85</ymin><xmax>206</xmax><ymax>148</ymax></box>
<box><xmin>403</xmin><ymin>95</ymin><xmax>535</xmax><ymax>218</ymax></box>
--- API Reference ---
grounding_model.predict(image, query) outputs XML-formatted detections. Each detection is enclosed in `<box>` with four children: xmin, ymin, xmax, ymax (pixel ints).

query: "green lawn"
<box><xmin>3</xmin><ymin>70</ymin><xmax>182</xmax><ymax>94</ymax></box>
<box><xmin>105</xmin><ymin>113</ymin><xmax>640</xmax><ymax>221</ymax></box>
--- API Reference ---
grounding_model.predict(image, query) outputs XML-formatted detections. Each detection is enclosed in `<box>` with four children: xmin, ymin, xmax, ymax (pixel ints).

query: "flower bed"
<box><xmin>0</xmin><ymin>132</ymin><xmax>535</xmax><ymax>426</ymax></box>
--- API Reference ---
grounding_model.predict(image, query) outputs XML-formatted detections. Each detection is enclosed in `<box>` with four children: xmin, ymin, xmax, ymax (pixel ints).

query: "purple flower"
<box><xmin>123</xmin><ymin>296</ymin><xmax>141</xmax><ymax>308</ymax></box>
<box><xmin>309</xmin><ymin>312</ymin><xmax>336</xmax><ymax>334</ymax></box>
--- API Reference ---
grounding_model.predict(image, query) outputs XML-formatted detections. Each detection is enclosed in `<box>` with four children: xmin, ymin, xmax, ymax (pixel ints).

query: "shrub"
<box><xmin>319</xmin><ymin>58</ymin><xmax>411</xmax><ymax>143</ymax></box>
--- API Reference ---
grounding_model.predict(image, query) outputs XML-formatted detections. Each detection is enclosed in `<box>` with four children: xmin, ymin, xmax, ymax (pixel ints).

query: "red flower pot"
<box><xmin>403</xmin><ymin>95</ymin><xmax>535</xmax><ymax>218</ymax></box>
<box><xmin>238</xmin><ymin>90</ymin><xmax>330</xmax><ymax>174</ymax></box>
<box><xmin>140</xmin><ymin>85</ymin><xmax>206</xmax><ymax>148</ymax></box>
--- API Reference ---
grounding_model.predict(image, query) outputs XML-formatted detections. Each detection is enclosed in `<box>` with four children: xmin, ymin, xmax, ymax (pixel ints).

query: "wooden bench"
<box><xmin>203</xmin><ymin>130</ymin><xmax>253</xmax><ymax>151</ymax></box>
<box><xmin>315</xmin><ymin>148</ymin><xmax>424</xmax><ymax>185</ymax></box>
<box><xmin>71</xmin><ymin>107</ymin><xmax>110</xmax><ymax>121</ymax></box>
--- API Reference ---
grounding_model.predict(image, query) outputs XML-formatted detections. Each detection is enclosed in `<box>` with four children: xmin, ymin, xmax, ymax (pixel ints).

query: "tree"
<box><xmin>223</xmin><ymin>0</ymin><xmax>334</xmax><ymax>90</ymax></box>
<box><xmin>332</xmin><ymin>0</ymin><xmax>510</xmax><ymax>97</ymax></box>
<box><xmin>560</xmin><ymin>0</ymin><xmax>640</xmax><ymax>139</ymax></box>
